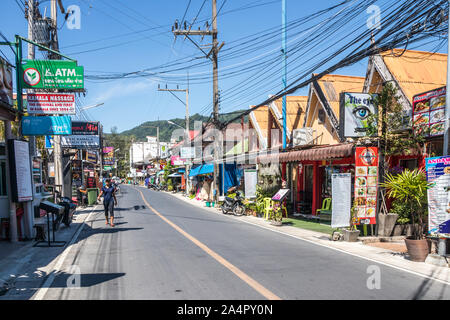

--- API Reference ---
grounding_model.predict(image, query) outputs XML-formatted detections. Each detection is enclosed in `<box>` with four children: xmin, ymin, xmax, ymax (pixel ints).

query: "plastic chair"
<box><xmin>316</xmin><ymin>198</ymin><xmax>332</xmax><ymax>215</ymax></box>
<box><xmin>263</xmin><ymin>198</ymin><xmax>273</xmax><ymax>220</ymax></box>
<box><xmin>281</xmin><ymin>202</ymin><xmax>288</xmax><ymax>218</ymax></box>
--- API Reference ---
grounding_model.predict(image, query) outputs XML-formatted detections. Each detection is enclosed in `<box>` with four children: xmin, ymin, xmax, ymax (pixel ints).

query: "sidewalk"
<box><xmin>0</xmin><ymin>205</ymin><xmax>99</xmax><ymax>299</ymax></box>
<box><xmin>158</xmin><ymin>188</ymin><xmax>450</xmax><ymax>285</ymax></box>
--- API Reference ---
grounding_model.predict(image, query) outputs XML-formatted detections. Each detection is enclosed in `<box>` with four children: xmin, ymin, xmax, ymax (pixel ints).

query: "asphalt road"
<box><xmin>40</xmin><ymin>185</ymin><xmax>450</xmax><ymax>300</ymax></box>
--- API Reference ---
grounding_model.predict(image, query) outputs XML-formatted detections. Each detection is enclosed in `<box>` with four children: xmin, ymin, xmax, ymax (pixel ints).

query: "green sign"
<box><xmin>21</xmin><ymin>60</ymin><xmax>84</xmax><ymax>89</ymax></box>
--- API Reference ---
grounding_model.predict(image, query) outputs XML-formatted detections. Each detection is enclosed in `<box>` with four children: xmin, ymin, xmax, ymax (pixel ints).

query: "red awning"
<box><xmin>258</xmin><ymin>143</ymin><xmax>354</xmax><ymax>163</ymax></box>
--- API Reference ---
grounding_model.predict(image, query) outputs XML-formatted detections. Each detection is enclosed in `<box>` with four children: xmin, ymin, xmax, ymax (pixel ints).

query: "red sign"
<box><xmin>27</xmin><ymin>93</ymin><xmax>76</xmax><ymax>115</ymax></box>
<box><xmin>354</xmin><ymin>147</ymin><xmax>379</xmax><ymax>225</ymax></box>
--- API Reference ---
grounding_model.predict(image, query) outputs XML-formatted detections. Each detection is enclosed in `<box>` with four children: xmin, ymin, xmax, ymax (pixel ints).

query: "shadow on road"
<box><xmin>50</xmin><ymin>271</ymin><xmax>126</xmax><ymax>288</ymax></box>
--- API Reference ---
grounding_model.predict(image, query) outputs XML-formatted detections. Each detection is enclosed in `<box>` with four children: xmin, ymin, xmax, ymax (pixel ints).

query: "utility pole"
<box><xmin>172</xmin><ymin>0</ymin><xmax>224</xmax><ymax>202</ymax></box>
<box><xmin>282</xmin><ymin>0</ymin><xmax>287</xmax><ymax>150</ymax></box>
<box><xmin>158</xmin><ymin>85</ymin><xmax>190</xmax><ymax>192</ymax></box>
<box><xmin>25</xmin><ymin>0</ymin><xmax>36</xmax><ymax>240</ymax></box>
<box><xmin>50</xmin><ymin>0</ymin><xmax>64</xmax><ymax>197</ymax></box>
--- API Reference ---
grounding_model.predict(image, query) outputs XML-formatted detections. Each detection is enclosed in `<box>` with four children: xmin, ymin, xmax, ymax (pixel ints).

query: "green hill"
<box><xmin>120</xmin><ymin>111</ymin><xmax>248</xmax><ymax>142</ymax></box>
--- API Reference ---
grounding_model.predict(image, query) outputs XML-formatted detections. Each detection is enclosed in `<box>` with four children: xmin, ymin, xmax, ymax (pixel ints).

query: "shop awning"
<box><xmin>258</xmin><ymin>143</ymin><xmax>354</xmax><ymax>163</ymax></box>
<box><xmin>189</xmin><ymin>164</ymin><xmax>214</xmax><ymax>177</ymax></box>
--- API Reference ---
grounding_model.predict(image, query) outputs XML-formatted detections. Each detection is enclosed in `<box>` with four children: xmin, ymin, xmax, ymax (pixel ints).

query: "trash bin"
<box><xmin>87</xmin><ymin>188</ymin><xmax>98</xmax><ymax>206</ymax></box>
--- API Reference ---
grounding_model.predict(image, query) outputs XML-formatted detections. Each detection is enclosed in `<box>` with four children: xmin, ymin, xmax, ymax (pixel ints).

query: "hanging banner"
<box><xmin>7</xmin><ymin>140</ymin><xmax>33</xmax><ymax>202</ymax></box>
<box><xmin>22</xmin><ymin>116</ymin><xmax>72</xmax><ymax>136</ymax></box>
<box><xmin>425</xmin><ymin>156</ymin><xmax>450</xmax><ymax>234</ymax></box>
<box><xmin>332</xmin><ymin>173</ymin><xmax>352</xmax><ymax>228</ymax></box>
<box><xmin>339</xmin><ymin>92</ymin><xmax>377</xmax><ymax>138</ymax></box>
<box><xmin>71</xmin><ymin>121</ymin><xmax>99</xmax><ymax>135</ymax></box>
<box><xmin>21</xmin><ymin>60</ymin><xmax>84</xmax><ymax>89</ymax></box>
<box><xmin>61</xmin><ymin>135</ymin><xmax>100</xmax><ymax>149</ymax></box>
<box><xmin>413</xmin><ymin>86</ymin><xmax>446</xmax><ymax>137</ymax></box>
<box><xmin>27</xmin><ymin>93</ymin><xmax>76</xmax><ymax>115</ymax></box>
<box><xmin>354</xmin><ymin>147</ymin><xmax>379</xmax><ymax>225</ymax></box>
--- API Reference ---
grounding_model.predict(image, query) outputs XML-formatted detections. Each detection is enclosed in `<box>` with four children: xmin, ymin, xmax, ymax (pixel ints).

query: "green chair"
<box><xmin>316</xmin><ymin>198</ymin><xmax>332</xmax><ymax>223</ymax></box>
<box><xmin>263</xmin><ymin>198</ymin><xmax>273</xmax><ymax>220</ymax></box>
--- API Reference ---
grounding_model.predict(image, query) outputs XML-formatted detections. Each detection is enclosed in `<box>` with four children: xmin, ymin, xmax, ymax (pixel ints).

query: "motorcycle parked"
<box><xmin>221</xmin><ymin>191</ymin><xmax>246</xmax><ymax>216</ymax></box>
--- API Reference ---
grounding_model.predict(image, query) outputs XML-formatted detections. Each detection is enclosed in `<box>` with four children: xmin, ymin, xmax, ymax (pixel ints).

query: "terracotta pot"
<box><xmin>404</xmin><ymin>238</ymin><xmax>429</xmax><ymax>262</ymax></box>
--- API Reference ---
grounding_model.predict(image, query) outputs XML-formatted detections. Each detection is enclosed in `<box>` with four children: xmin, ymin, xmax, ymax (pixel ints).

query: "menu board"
<box><xmin>332</xmin><ymin>173</ymin><xmax>352</xmax><ymax>228</ymax></box>
<box><xmin>7</xmin><ymin>140</ymin><xmax>33</xmax><ymax>202</ymax></box>
<box><xmin>413</xmin><ymin>86</ymin><xmax>446</xmax><ymax>137</ymax></box>
<box><xmin>354</xmin><ymin>147</ymin><xmax>379</xmax><ymax>225</ymax></box>
<box><xmin>244</xmin><ymin>170</ymin><xmax>257</xmax><ymax>198</ymax></box>
<box><xmin>272</xmin><ymin>189</ymin><xmax>290</xmax><ymax>202</ymax></box>
<box><xmin>425</xmin><ymin>156</ymin><xmax>450</xmax><ymax>234</ymax></box>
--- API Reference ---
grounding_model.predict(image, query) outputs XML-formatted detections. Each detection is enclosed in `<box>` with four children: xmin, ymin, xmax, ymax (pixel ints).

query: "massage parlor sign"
<box><xmin>354</xmin><ymin>147</ymin><xmax>379</xmax><ymax>225</ymax></box>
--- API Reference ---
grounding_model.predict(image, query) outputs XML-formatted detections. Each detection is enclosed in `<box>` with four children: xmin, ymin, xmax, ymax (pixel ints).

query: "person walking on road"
<box><xmin>97</xmin><ymin>179</ymin><xmax>118</xmax><ymax>227</ymax></box>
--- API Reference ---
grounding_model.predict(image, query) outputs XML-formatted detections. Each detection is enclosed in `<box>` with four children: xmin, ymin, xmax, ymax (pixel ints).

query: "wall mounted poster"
<box><xmin>425</xmin><ymin>156</ymin><xmax>450</xmax><ymax>234</ymax></box>
<box><xmin>413</xmin><ymin>86</ymin><xmax>446</xmax><ymax>137</ymax></box>
<box><xmin>332</xmin><ymin>173</ymin><xmax>352</xmax><ymax>228</ymax></box>
<box><xmin>355</xmin><ymin>147</ymin><xmax>379</xmax><ymax>225</ymax></box>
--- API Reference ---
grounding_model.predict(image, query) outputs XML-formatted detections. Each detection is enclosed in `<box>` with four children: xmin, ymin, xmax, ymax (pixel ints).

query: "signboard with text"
<box><xmin>22</xmin><ymin>116</ymin><xmax>72</xmax><ymax>136</ymax></box>
<box><xmin>61</xmin><ymin>135</ymin><xmax>100</xmax><ymax>149</ymax></box>
<box><xmin>7</xmin><ymin>140</ymin><xmax>33</xmax><ymax>202</ymax></box>
<box><xmin>413</xmin><ymin>86</ymin><xmax>446</xmax><ymax>137</ymax></box>
<box><xmin>71</xmin><ymin>121</ymin><xmax>99</xmax><ymax>135</ymax></box>
<box><xmin>354</xmin><ymin>147</ymin><xmax>379</xmax><ymax>225</ymax></box>
<box><xmin>426</xmin><ymin>156</ymin><xmax>450</xmax><ymax>234</ymax></box>
<box><xmin>21</xmin><ymin>60</ymin><xmax>84</xmax><ymax>89</ymax></box>
<box><xmin>332</xmin><ymin>173</ymin><xmax>352</xmax><ymax>228</ymax></box>
<box><xmin>27</xmin><ymin>93</ymin><xmax>76</xmax><ymax>115</ymax></box>
<box><xmin>340</xmin><ymin>92</ymin><xmax>377</xmax><ymax>138</ymax></box>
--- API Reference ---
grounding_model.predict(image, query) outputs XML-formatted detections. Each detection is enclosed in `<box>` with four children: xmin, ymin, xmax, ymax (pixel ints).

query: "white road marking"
<box><xmin>163</xmin><ymin>189</ymin><xmax>450</xmax><ymax>287</ymax></box>
<box><xmin>32</xmin><ymin>205</ymin><xmax>99</xmax><ymax>300</ymax></box>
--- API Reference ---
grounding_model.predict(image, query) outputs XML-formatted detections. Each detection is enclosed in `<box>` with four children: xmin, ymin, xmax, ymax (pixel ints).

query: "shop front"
<box><xmin>262</xmin><ymin>143</ymin><xmax>355</xmax><ymax>216</ymax></box>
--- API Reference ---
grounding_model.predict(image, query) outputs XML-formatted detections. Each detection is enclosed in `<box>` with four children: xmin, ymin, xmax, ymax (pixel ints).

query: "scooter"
<box><xmin>221</xmin><ymin>191</ymin><xmax>246</xmax><ymax>216</ymax></box>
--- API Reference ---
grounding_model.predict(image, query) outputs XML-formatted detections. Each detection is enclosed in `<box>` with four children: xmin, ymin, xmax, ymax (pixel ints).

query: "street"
<box><xmin>37</xmin><ymin>185</ymin><xmax>449</xmax><ymax>300</ymax></box>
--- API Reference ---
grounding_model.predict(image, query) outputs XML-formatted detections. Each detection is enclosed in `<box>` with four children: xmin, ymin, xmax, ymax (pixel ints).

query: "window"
<box><xmin>318</xmin><ymin>109</ymin><xmax>325</xmax><ymax>124</ymax></box>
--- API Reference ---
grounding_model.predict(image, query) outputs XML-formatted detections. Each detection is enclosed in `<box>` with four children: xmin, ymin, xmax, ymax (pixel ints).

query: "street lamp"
<box><xmin>167</xmin><ymin>120</ymin><xmax>184</xmax><ymax>129</ymax></box>
<box><xmin>81</xmin><ymin>102</ymin><xmax>104</xmax><ymax>110</ymax></box>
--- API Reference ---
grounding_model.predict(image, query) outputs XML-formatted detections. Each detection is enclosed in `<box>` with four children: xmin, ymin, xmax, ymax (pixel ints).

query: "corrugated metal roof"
<box><xmin>380</xmin><ymin>49</ymin><xmax>447</xmax><ymax>103</ymax></box>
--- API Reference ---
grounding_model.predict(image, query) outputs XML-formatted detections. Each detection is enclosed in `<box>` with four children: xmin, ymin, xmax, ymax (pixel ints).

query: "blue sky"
<box><xmin>0</xmin><ymin>0</ymin><xmax>446</xmax><ymax>134</ymax></box>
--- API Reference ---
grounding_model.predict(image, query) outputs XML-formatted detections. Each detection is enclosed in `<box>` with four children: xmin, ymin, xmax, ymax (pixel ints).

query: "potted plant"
<box><xmin>342</xmin><ymin>203</ymin><xmax>360</xmax><ymax>242</ymax></box>
<box><xmin>269</xmin><ymin>201</ymin><xmax>283</xmax><ymax>226</ymax></box>
<box><xmin>381</xmin><ymin>169</ymin><xmax>431</xmax><ymax>262</ymax></box>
